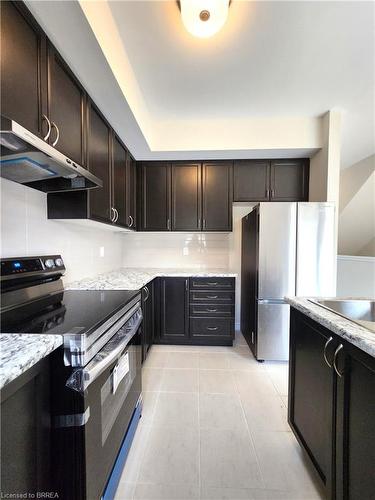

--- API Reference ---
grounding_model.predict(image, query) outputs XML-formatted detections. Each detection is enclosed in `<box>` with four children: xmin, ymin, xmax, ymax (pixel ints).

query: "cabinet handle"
<box><xmin>323</xmin><ymin>336</ymin><xmax>333</xmax><ymax>368</ymax></box>
<box><xmin>251</xmin><ymin>331</ymin><xmax>254</xmax><ymax>344</ymax></box>
<box><xmin>110</xmin><ymin>207</ymin><xmax>116</xmax><ymax>222</ymax></box>
<box><xmin>266</xmin><ymin>189</ymin><xmax>270</xmax><ymax>199</ymax></box>
<box><xmin>206</xmin><ymin>308</ymin><xmax>218</xmax><ymax>312</ymax></box>
<box><xmin>271</xmin><ymin>189</ymin><xmax>275</xmax><ymax>198</ymax></box>
<box><xmin>128</xmin><ymin>215</ymin><xmax>134</xmax><ymax>227</ymax></box>
<box><xmin>51</xmin><ymin>121</ymin><xmax>60</xmax><ymax>147</ymax></box>
<box><xmin>333</xmin><ymin>344</ymin><xmax>344</xmax><ymax>378</ymax></box>
<box><xmin>207</xmin><ymin>295</ymin><xmax>218</xmax><ymax>299</ymax></box>
<box><xmin>198</xmin><ymin>218</ymin><xmax>201</xmax><ymax>229</ymax></box>
<box><xmin>114</xmin><ymin>208</ymin><xmax>119</xmax><ymax>223</ymax></box>
<box><xmin>143</xmin><ymin>286</ymin><xmax>149</xmax><ymax>301</ymax></box>
<box><xmin>167</xmin><ymin>219</ymin><xmax>171</xmax><ymax>230</ymax></box>
<box><xmin>207</xmin><ymin>282</ymin><xmax>218</xmax><ymax>286</ymax></box>
<box><xmin>42</xmin><ymin>114</ymin><xmax>51</xmax><ymax>141</ymax></box>
<box><xmin>206</xmin><ymin>326</ymin><xmax>218</xmax><ymax>331</ymax></box>
<box><xmin>203</xmin><ymin>219</ymin><xmax>206</xmax><ymax>229</ymax></box>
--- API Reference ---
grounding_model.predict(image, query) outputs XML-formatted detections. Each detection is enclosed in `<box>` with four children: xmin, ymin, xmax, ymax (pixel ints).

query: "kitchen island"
<box><xmin>286</xmin><ymin>297</ymin><xmax>375</xmax><ymax>500</ymax></box>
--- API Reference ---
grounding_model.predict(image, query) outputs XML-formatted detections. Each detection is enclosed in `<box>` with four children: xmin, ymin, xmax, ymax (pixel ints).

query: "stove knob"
<box><xmin>44</xmin><ymin>259</ymin><xmax>55</xmax><ymax>269</ymax></box>
<box><xmin>55</xmin><ymin>258</ymin><xmax>63</xmax><ymax>267</ymax></box>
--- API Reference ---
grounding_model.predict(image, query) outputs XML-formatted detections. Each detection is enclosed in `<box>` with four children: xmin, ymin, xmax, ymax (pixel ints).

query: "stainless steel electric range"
<box><xmin>0</xmin><ymin>255</ymin><xmax>143</xmax><ymax>500</ymax></box>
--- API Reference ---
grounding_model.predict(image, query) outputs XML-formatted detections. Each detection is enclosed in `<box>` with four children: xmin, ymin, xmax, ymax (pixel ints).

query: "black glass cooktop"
<box><xmin>1</xmin><ymin>289</ymin><xmax>140</xmax><ymax>337</ymax></box>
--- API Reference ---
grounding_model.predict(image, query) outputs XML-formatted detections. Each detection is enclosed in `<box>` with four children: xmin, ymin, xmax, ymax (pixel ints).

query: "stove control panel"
<box><xmin>1</xmin><ymin>255</ymin><xmax>65</xmax><ymax>278</ymax></box>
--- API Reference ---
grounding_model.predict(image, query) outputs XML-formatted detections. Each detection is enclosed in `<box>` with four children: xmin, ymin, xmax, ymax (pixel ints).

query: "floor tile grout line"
<box><xmin>232</xmin><ymin>368</ymin><xmax>267</xmax><ymax>491</ymax></box>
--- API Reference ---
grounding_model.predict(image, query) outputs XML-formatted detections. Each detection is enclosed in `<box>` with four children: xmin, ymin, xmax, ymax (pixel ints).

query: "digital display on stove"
<box><xmin>1</xmin><ymin>258</ymin><xmax>43</xmax><ymax>275</ymax></box>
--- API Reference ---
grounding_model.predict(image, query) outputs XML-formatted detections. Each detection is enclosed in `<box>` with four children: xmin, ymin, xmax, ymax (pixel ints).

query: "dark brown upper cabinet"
<box><xmin>233</xmin><ymin>160</ymin><xmax>270</xmax><ymax>201</ymax></box>
<box><xmin>47</xmin><ymin>43</ymin><xmax>86</xmax><ymax>166</ymax></box>
<box><xmin>171</xmin><ymin>163</ymin><xmax>201</xmax><ymax>231</ymax></box>
<box><xmin>112</xmin><ymin>135</ymin><xmax>127</xmax><ymax>227</ymax></box>
<box><xmin>139</xmin><ymin>162</ymin><xmax>171</xmax><ymax>231</ymax></box>
<box><xmin>202</xmin><ymin>162</ymin><xmax>233</xmax><ymax>231</ymax></box>
<box><xmin>126</xmin><ymin>153</ymin><xmax>137</xmax><ymax>230</ymax></box>
<box><xmin>270</xmin><ymin>160</ymin><xmax>309</xmax><ymax>201</ymax></box>
<box><xmin>1</xmin><ymin>1</ymin><xmax>48</xmax><ymax>138</ymax></box>
<box><xmin>87</xmin><ymin>103</ymin><xmax>111</xmax><ymax>224</ymax></box>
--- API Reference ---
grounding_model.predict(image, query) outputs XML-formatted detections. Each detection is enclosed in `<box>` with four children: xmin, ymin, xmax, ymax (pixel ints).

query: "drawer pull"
<box><xmin>206</xmin><ymin>308</ymin><xmax>218</xmax><ymax>312</ymax></box>
<box><xmin>207</xmin><ymin>295</ymin><xmax>218</xmax><ymax>299</ymax></box>
<box><xmin>206</xmin><ymin>326</ymin><xmax>218</xmax><ymax>331</ymax></box>
<box><xmin>207</xmin><ymin>282</ymin><xmax>218</xmax><ymax>285</ymax></box>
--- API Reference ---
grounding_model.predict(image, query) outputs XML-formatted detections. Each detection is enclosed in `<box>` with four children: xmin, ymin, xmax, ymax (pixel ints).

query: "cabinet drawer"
<box><xmin>189</xmin><ymin>304</ymin><xmax>234</xmax><ymax>316</ymax></box>
<box><xmin>190</xmin><ymin>290</ymin><xmax>234</xmax><ymax>303</ymax></box>
<box><xmin>190</xmin><ymin>317</ymin><xmax>233</xmax><ymax>337</ymax></box>
<box><xmin>190</xmin><ymin>277</ymin><xmax>234</xmax><ymax>290</ymax></box>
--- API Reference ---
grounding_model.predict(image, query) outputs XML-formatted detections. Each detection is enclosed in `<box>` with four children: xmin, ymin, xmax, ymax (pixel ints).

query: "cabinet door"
<box><xmin>47</xmin><ymin>44</ymin><xmax>85</xmax><ymax>165</ymax></box>
<box><xmin>1</xmin><ymin>1</ymin><xmax>47</xmax><ymax>138</ymax></box>
<box><xmin>202</xmin><ymin>162</ymin><xmax>233</xmax><ymax>231</ymax></box>
<box><xmin>336</xmin><ymin>347</ymin><xmax>375</xmax><ymax>500</ymax></box>
<box><xmin>140</xmin><ymin>163</ymin><xmax>171</xmax><ymax>231</ymax></box>
<box><xmin>112</xmin><ymin>136</ymin><xmax>127</xmax><ymax>227</ymax></box>
<box><xmin>142</xmin><ymin>282</ymin><xmax>154</xmax><ymax>361</ymax></box>
<box><xmin>87</xmin><ymin>104</ymin><xmax>111</xmax><ymax>223</ymax></box>
<box><xmin>1</xmin><ymin>358</ymin><xmax>51</xmax><ymax>496</ymax></box>
<box><xmin>233</xmin><ymin>160</ymin><xmax>270</xmax><ymax>201</ymax></box>
<box><xmin>289</xmin><ymin>310</ymin><xmax>334</xmax><ymax>493</ymax></box>
<box><xmin>160</xmin><ymin>278</ymin><xmax>189</xmax><ymax>342</ymax></box>
<box><xmin>241</xmin><ymin>209</ymin><xmax>258</xmax><ymax>356</ymax></box>
<box><xmin>126</xmin><ymin>154</ymin><xmax>137</xmax><ymax>230</ymax></box>
<box><xmin>171</xmin><ymin>163</ymin><xmax>201</xmax><ymax>231</ymax></box>
<box><xmin>270</xmin><ymin>160</ymin><xmax>309</xmax><ymax>201</ymax></box>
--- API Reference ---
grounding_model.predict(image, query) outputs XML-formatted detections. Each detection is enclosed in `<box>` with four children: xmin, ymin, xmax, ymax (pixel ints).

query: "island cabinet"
<box><xmin>233</xmin><ymin>159</ymin><xmax>309</xmax><ymax>202</ymax></box>
<box><xmin>153</xmin><ymin>277</ymin><xmax>235</xmax><ymax>346</ymax></box>
<box><xmin>289</xmin><ymin>308</ymin><xmax>375</xmax><ymax>499</ymax></box>
<box><xmin>1</xmin><ymin>357</ymin><xmax>52</xmax><ymax>497</ymax></box>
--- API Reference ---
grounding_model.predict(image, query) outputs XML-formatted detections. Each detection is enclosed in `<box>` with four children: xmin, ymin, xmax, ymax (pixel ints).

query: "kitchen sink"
<box><xmin>309</xmin><ymin>299</ymin><xmax>375</xmax><ymax>333</ymax></box>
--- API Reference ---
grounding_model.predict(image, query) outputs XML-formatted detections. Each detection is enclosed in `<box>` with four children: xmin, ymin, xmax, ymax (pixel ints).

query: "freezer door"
<box><xmin>258</xmin><ymin>203</ymin><xmax>297</xmax><ymax>299</ymax></box>
<box><xmin>257</xmin><ymin>300</ymin><xmax>290</xmax><ymax>361</ymax></box>
<box><xmin>296</xmin><ymin>203</ymin><xmax>336</xmax><ymax>296</ymax></box>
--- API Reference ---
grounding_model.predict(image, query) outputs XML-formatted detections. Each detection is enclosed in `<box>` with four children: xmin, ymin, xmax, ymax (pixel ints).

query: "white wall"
<box><xmin>337</xmin><ymin>255</ymin><xmax>375</xmax><ymax>297</ymax></box>
<box><xmin>0</xmin><ymin>179</ymin><xmax>125</xmax><ymax>284</ymax></box>
<box><xmin>338</xmin><ymin>154</ymin><xmax>375</xmax><ymax>257</ymax></box>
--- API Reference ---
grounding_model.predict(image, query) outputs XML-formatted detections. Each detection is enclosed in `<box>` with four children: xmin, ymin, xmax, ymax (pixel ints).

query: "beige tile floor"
<box><xmin>115</xmin><ymin>333</ymin><xmax>325</xmax><ymax>500</ymax></box>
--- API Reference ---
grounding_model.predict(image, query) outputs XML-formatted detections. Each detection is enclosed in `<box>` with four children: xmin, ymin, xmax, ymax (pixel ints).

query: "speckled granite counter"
<box><xmin>286</xmin><ymin>297</ymin><xmax>375</xmax><ymax>358</ymax></box>
<box><xmin>66</xmin><ymin>268</ymin><xmax>237</xmax><ymax>291</ymax></box>
<box><xmin>0</xmin><ymin>334</ymin><xmax>62</xmax><ymax>389</ymax></box>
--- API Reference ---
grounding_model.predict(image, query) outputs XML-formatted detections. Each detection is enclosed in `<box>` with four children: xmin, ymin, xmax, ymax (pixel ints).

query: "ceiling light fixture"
<box><xmin>179</xmin><ymin>0</ymin><xmax>230</xmax><ymax>38</ymax></box>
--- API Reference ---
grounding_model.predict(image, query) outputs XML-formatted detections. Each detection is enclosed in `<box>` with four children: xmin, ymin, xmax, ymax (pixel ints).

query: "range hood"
<box><xmin>0</xmin><ymin>115</ymin><xmax>102</xmax><ymax>192</ymax></box>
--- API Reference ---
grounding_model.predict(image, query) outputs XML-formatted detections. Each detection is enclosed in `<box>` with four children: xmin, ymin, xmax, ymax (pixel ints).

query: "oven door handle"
<box><xmin>66</xmin><ymin>309</ymin><xmax>143</xmax><ymax>393</ymax></box>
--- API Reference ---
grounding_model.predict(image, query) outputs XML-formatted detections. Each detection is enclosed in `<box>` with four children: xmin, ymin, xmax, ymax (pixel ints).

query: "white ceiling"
<box><xmin>27</xmin><ymin>1</ymin><xmax>374</xmax><ymax>167</ymax></box>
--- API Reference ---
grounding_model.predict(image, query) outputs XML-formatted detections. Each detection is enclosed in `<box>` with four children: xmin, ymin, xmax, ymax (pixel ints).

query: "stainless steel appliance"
<box><xmin>0</xmin><ymin>116</ymin><xmax>102</xmax><ymax>191</ymax></box>
<box><xmin>241</xmin><ymin>202</ymin><xmax>336</xmax><ymax>361</ymax></box>
<box><xmin>0</xmin><ymin>255</ymin><xmax>142</xmax><ymax>500</ymax></box>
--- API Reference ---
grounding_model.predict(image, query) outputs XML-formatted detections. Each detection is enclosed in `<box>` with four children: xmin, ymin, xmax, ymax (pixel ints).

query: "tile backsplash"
<box><xmin>0</xmin><ymin>178</ymin><xmax>124</xmax><ymax>284</ymax></box>
<box><xmin>121</xmin><ymin>231</ymin><xmax>230</xmax><ymax>269</ymax></box>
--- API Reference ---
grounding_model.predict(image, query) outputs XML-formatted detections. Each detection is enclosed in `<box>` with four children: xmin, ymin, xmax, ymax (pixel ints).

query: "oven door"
<box><xmin>84</xmin><ymin>327</ymin><xmax>142</xmax><ymax>500</ymax></box>
<box><xmin>53</xmin><ymin>311</ymin><xmax>142</xmax><ymax>500</ymax></box>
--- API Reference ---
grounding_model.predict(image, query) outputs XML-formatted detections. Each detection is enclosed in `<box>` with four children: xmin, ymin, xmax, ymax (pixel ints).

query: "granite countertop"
<box><xmin>66</xmin><ymin>267</ymin><xmax>237</xmax><ymax>291</ymax></box>
<box><xmin>0</xmin><ymin>334</ymin><xmax>63</xmax><ymax>389</ymax></box>
<box><xmin>286</xmin><ymin>297</ymin><xmax>375</xmax><ymax>358</ymax></box>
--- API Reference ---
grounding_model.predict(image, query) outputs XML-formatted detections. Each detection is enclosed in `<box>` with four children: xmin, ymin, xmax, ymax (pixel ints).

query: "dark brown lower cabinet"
<box><xmin>0</xmin><ymin>357</ymin><xmax>51</xmax><ymax>497</ymax></box>
<box><xmin>289</xmin><ymin>308</ymin><xmax>375</xmax><ymax>500</ymax></box>
<box><xmin>155</xmin><ymin>277</ymin><xmax>235</xmax><ymax>346</ymax></box>
<box><xmin>159</xmin><ymin>277</ymin><xmax>189</xmax><ymax>343</ymax></box>
<box><xmin>141</xmin><ymin>280</ymin><xmax>154</xmax><ymax>362</ymax></box>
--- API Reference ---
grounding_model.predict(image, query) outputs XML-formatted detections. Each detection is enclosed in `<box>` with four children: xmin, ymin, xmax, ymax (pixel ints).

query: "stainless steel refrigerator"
<box><xmin>241</xmin><ymin>202</ymin><xmax>336</xmax><ymax>361</ymax></box>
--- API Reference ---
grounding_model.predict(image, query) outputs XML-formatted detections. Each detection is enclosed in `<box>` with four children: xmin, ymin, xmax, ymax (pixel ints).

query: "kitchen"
<box><xmin>0</xmin><ymin>1</ymin><xmax>374</xmax><ymax>500</ymax></box>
